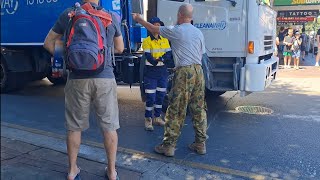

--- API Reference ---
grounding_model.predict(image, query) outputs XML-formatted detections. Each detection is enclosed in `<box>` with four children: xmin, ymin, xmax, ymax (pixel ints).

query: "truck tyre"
<box><xmin>205</xmin><ymin>89</ymin><xmax>226</xmax><ymax>97</ymax></box>
<box><xmin>0</xmin><ymin>56</ymin><xmax>9</xmax><ymax>93</ymax></box>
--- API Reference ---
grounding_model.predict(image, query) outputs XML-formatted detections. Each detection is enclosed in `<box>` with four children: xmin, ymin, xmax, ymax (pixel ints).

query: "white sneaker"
<box><xmin>287</xmin><ymin>66</ymin><xmax>291</xmax><ymax>69</ymax></box>
<box><xmin>315</xmin><ymin>62</ymin><xmax>319</xmax><ymax>67</ymax></box>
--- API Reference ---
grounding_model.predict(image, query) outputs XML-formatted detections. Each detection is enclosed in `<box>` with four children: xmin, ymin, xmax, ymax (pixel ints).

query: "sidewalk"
<box><xmin>277</xmin><ymin>53</ymin><xmax>320</xmax><ymax>79</ymax></box>
<box><xmin>1</xmin><ymin>137</ymin><xmax>141</xmax><ymax>180</ymax></box>
<box><xmin>1</xmin><ymin>123</ymin><xmax>250</xmax><ymax>180</ymax></box>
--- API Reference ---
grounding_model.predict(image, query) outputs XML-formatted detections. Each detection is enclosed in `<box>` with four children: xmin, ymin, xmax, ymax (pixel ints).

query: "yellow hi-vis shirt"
<box><xmin>142</xmin><ymin>35</ymin><xmax>171</xmax><ymax>66</ymax></box>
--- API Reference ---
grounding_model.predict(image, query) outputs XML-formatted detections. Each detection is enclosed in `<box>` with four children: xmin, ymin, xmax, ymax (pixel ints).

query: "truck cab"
<box><xmin>1</xmin><ymin>0</ymin><xmax>146</xmax><ymax>92</ymax></box>
<box><xmin>157</xmin><ymin>0</ymin><xmax>278</xmax><ymax>96</ymax></box>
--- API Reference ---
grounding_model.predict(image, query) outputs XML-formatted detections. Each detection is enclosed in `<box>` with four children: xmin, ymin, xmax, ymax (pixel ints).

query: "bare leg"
<box><xmin>103</xmin><ymin>131</ymin><xmax>118</xmax><ymax>180</ymax></box>
<box><xmin>284</xmin><ymin>55</ymin><xmax>287</xmax><ymax>67</ymax></box>
<box><xmin>67</xmin><ymin>131</ymin><xmax>81</xmax><ymax>180</ymax></box>
<box><xmin>296</xmin><ymin>57</ymin><xmax>300</xmax><ymax>69</ymax></box>
<box><xmin>316</xmin><ymin>52</ymin><xmax>320</xmax><ymax>66</ymax></box>
<box><xmin>293</xmin><ymin>57</ymin><xmax>297</xmax><ymax>68</ymax></box>
<box><xmin>287</xmin><ymin>56</ymin><xmax>292</xmax><ymax>68</ymax></box>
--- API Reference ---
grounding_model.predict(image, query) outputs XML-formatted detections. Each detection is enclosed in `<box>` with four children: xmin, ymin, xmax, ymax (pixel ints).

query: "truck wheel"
<box><xmin>0</xmin><ymin>57</ymin><xmax>9</xmax><ymax>93</ymax></box>
<box><xmin>205</xmin><ymin>89</ymin><xmax>226</xmax><ymax>97</ymax></box>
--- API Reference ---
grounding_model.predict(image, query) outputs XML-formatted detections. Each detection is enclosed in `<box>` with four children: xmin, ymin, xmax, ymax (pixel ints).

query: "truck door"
<box><xmin>190</xmin><ymin>0</ymin><xmax>246</xmax><ymax>57</ymax></box>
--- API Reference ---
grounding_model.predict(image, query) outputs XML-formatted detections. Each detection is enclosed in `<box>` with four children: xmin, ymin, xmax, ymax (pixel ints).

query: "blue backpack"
<box><xmin>65</xmin><ymin>2</ymin><xmax>112</xmax><ymax>75</ymax></box>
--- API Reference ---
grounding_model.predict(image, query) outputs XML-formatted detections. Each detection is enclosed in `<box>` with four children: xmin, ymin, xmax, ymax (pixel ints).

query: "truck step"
<box><xmin>209</xmin><ymin>87</ymin><xmax>234</xmax><ymax>91</ymax></box>
<box><xmin>211</xmin><ymin>68</ymin><xmax>233</xmax><ymax>73</ymax></box>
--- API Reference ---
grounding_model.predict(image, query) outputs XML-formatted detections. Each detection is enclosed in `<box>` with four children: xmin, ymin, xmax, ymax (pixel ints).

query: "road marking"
<box><xmin>1</xmin><ymin>122</ymin><xmax>277</xmax><ymax>180</ymax></box>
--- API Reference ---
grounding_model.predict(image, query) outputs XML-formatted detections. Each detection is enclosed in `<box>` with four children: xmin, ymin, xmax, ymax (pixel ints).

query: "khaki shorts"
<box><xmin>65</xmin><ymin>78</ymin><xmax>120</xmax><ymax>132</ymax></box>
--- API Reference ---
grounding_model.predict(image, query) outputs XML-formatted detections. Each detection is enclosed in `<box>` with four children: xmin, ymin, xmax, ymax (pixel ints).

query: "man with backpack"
<box><xmin>44</xmin><ymin>0</ymin><xmax>124</xmax><ymax>179</ymax></box>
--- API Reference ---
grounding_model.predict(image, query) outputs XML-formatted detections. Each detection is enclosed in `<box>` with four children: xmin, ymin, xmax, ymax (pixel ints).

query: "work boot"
<box><xmin>188</xmin><ymin>142</ymin><xmax>206</xmax><ymax>155</ymax></box>
<box><xmin>154</xmin><ymin>143</ymin><xmax>175</xmax><ymax>157</ymax></box>
<box><xmin>144</xmin><ymin>117</ymin><xmax>154</xmax><ymax>131</ymax></box>
<box><xmin>153</xmin><ymin>116</ymin><xmax>165</xmax><ymax>126</ymax></box>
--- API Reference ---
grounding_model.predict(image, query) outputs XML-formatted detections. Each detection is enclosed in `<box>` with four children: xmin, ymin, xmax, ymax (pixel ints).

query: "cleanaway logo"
<box><xmin>194</xmin><ymin>21</ymin><xmax>227</xmax><ymax>30</ymax></box>
<box><xmin>1</xmin><ymin>0</ymin><xmax>19</xmax><ymax>15</ymax></box>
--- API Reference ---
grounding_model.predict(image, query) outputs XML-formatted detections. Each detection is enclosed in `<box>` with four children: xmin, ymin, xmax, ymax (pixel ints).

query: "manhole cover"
<box><xmin>235</xmin><ymin>106</ymin><xmax>273</xmax><ymax>115</ymax></box>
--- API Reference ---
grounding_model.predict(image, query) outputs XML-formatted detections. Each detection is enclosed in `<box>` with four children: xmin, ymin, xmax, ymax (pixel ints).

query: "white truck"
<box><xmin>155</xmin><ymin>0</ymin><xmax>278</xmax><ymax>96</ymax></box>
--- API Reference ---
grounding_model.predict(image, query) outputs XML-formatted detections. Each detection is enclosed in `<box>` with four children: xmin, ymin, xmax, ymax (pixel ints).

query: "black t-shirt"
<box><xmin>317</xmin><ymin>29</ymin><xmax>320</xmax><ymax>36</ymax></box>
<box><xmin>278</xmin><ymin>31</ymin><xmax>286</xmax><ymax>42</ymax></box>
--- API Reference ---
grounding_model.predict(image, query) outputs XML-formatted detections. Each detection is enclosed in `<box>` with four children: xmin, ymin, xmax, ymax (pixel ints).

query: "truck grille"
<box><xmin>264</xmin><ymin>35</ymin><xmax>273</xmax><ymax>51</ymax></box>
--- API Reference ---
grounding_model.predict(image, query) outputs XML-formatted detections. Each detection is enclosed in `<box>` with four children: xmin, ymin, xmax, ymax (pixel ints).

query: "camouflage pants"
<box><xmin>163</xmin><ymin>64</ymin><xmax>207</xmax><ymax>146</ymax></box>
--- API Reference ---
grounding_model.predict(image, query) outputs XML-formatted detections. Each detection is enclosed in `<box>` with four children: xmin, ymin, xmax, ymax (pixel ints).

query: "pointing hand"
<box><xmin>132</xmin><ymin>13</ymin><xmax>143</xmax><ymax>22</ymax></box>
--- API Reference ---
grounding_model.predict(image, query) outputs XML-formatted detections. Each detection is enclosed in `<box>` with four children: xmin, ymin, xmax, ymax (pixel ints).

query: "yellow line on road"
<box><xmin>1</xmin><ymin>122</ymin><xmax>276</xmax><ymax>180</ymax></box>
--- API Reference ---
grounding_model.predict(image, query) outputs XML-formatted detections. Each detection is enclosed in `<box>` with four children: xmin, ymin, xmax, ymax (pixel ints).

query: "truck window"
<box><xmin>168</xmin><ymin>0</ymin><xmax>185</xmax><ymax>1</ymax></box>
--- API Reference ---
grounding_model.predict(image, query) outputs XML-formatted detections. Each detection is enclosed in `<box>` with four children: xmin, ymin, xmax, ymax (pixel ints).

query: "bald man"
<box><xmin>132</xmin><ymin>4</ymin><xmax>207</xmax><ymax>157</ymax></box>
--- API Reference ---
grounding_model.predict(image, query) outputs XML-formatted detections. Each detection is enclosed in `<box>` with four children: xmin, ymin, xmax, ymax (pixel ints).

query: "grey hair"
<box><xmin>178</xmin><ymin>3</ymin><xmax>193</xmax><ymax>19</ymax></box>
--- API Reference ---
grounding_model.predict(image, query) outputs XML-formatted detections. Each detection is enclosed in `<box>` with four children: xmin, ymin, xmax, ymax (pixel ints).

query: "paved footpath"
<box><xmin>1</xmin><ymin>136</ymin><xmax>141</xmax><ymax>180</ymax></box>
<box><xmin>1</xmin><ymin>123</ymin><xmax>247</xmax><ymax>180</ymax></box>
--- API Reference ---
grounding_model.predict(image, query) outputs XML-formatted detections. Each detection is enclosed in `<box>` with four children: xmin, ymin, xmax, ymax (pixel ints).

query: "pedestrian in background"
<box><xmin>283</xmin><ymin>28</ymin><xmax>294</xmax><ymax>69</ymax></box>
<box><xmin>142</xmin><ymin>17</ymin><xmax>172</xmax><ymax>131</ymax></box>
<box><xmin>292</xmin><ymin>31</ymin><xmax>302</xmax><ymax>70</ymax></box>
<box><xmin>300</xmin><ymin>28</ymin><xmax>307</xmax><ymax>61</ymax></box>
<box><xmin>132</xmin><ymin>3</ymin><xmax>208</xmax><ymax>157</ymax></box>
<box><xmin>44</xmin><ymin>0</ymin><xmax>124</xmax><ymax>179</ymax></box>
<box><xmin>277</xmin><ymin>26</ymin><xmax>287</xmax><ymax>64</ymax></box>
<box><xmin>315</xmin><ymin>28</ymin><xmax>320</xmax><ymax>67</ymax></box>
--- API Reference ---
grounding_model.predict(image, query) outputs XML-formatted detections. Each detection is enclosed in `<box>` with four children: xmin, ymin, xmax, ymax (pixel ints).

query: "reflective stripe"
<box><xmin>150</xmin><ymin>49</ymin><xmax>168</xmax><ymax>53</ymax></box>
<box><xmin>145</xmin><ymin>61</ymin><xmax>165</xmax><ymax>66</ymax></box>
<box><xmin>156</xmin><ymin>87</ymin><xmax>167</xmax><ymax>92</ymax></box>
<box><xmin>146</xmin><ymin>106</ymin><xmax>154</xmax><ymax>111</ymax></box>
<box><xmin>145</xmin><ymin>89</ymin><xmax>156</xmax><ymax>93</ymax></box>
<box><xmin>164</xmin><ymin>48</ymin><xmax>171</xmax><ymax>52</ymax></box>
<box><xmin>144</xmin><ymin>49</ymin><xmax>151</xmax><ymax>53</ymax></box>
<box><xmin>154</xmin><ymin>104</ymin><xmax>162</xmax><ymax>108</ymax></box>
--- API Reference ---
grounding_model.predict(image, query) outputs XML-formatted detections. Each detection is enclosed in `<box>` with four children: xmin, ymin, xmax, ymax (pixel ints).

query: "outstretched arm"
<box><xmin>132</xmin><ymin>13</ymin><xmax>160</xmax><ymax>35</ymax></box>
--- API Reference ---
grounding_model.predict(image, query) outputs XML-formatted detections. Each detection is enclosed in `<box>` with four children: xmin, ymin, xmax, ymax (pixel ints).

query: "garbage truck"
<box><xmin>1</xmin><ymin>0</ymin><xmax>278</xmax><ymax>98</ymax></box>
<box><xmin>1</xmin><ymin>0</ymin><xmax>146</xmax><ymax>92</ymax></box>
<box><xmin>153</xmin><ymin>0</ymin><xmax>279</xmax><ymax>97</ymax></box>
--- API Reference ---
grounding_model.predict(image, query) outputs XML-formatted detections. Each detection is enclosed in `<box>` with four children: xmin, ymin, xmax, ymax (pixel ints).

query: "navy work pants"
<box><xmin>144</xmin><ymin>66</ymin><xmax>168</xmax><ymax>118</ymax></box>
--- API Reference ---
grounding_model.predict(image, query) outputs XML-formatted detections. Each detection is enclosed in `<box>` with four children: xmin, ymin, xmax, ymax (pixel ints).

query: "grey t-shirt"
<box><xmin>283</xmin><ymin>36</ymin><xmax>294</xmax><ymax>52</ymax></box>
<box><xmin>159</xmin><ymin>23</ymin><xmax>205</xmax><ymax>67</ymax></box>
<box><xmin>52</xmin><ymin>3</ymin><xmax>122</xmax><ymax>79</ymax></box>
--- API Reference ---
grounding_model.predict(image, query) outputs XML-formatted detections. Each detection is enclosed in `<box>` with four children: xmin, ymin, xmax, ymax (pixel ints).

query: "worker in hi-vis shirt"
<box><xmin>142</xmin><ymin>17</ymin><xmax>173</xmax><ymax>131</ymax></box>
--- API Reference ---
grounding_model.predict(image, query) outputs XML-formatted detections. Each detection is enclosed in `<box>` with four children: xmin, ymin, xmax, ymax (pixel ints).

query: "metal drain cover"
<box><xmin>235</xmin><ymin>106</ymin><xmax>273</xmax><ymax>115</ymax></box>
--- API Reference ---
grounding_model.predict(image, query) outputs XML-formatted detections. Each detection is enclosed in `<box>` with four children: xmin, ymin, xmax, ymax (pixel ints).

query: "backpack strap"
<box><xmin>81</xmin><ymin>3</ymin><xmax>112</xmax><ymax>28</ymax></box>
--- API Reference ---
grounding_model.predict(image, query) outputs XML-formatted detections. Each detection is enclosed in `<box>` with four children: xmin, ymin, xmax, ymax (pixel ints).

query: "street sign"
<box><xmin>277</xmin><ymin>10</ymin><xmax>319</xmax><ymax>18</ymax></box>
<box><xmin>277</xmin><ymin>22</ymin><xmax>305</xmax><ymax>25</ymax></box>
<box><xmin>277</xmin><ymin>17</ymin><xmax>315</xmax><ymax>22</ymax></box>
<box><xmin>274</xmin><ymin>0</ymin><xmax>320</xmax><ymax>6</ymax></box>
